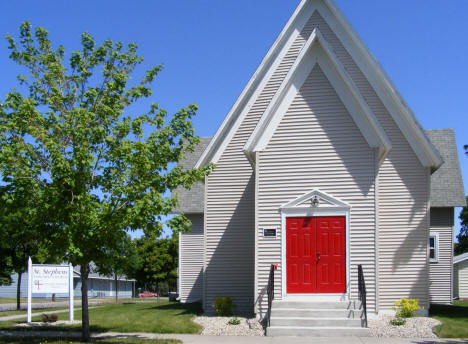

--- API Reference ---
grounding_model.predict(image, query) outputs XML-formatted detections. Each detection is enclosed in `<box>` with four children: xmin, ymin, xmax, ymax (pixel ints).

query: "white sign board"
<box><xmin>27</xmin><ymin>258</ymin><xmax>74</xmax><ymax>323</ymax></box>
<box><xmin>32</xmin><ymin>265</ymin><xmax>70</xmax><ymax>294</ymax></box>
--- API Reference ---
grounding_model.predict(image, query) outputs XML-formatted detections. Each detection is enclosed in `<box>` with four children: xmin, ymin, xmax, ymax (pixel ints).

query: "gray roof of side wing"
<box><xmin>73</xmin><ymin>262</ymin><xmax>135</xmax><ymax>282</ymax></box>
<box><xmin>454</xmin><ymin>252</ymin><xmax>468</xmax><ymax>265</ymax></box>
<box><xmin>172</xmin><ymin>137</ymin><xmax>212</xmax><ymax>214</ymax></box>
<box><xmin>172</xmin><ymin>131</ymin><xmax>465</xmax><ymax>212</ymax></box>
<box><xmin>426</xmin><ymin>129</ymin><xmax>466</xmax><ymax>207</ymax></box>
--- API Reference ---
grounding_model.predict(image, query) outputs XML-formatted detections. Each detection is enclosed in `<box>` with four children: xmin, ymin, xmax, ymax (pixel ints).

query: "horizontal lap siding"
<box><xmin>179</xmin><ymin>214</ymin><xmax>204</xmax><ymax>303</ymax></box>
<box><xmin>457</xmin><ymin>260</ymin><xmax>468</xmax><ymax>299</ymax></box>
<box><xmin>204</xmin><ymin>15</ymin><xmax>318</xmax><ymax>314</ymax></box>
<box><xmin>308</xmin><ymin>11</ymin><xmax>430</xmax><ymax>310</ymax></box>
<box><xmin>429</xmin><ymin>208</ymin><xmax>454</xmax><ymax>304</ymax></box>
<box><xmin>257</xmin><ymin>65</ymin><xmax>376</xmax><ymax>316</ymax></box>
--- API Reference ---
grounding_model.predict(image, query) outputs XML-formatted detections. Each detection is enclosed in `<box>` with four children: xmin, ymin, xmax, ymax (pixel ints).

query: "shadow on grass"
<box><xmin>430</xmin><ymin>303</ymin><xmax>468</xmax><ymax>319</ymax></box>
<box><xmin>144</xmin><ymin>302</ymin><xmax>203</xmax><ymax>316</ymax></box>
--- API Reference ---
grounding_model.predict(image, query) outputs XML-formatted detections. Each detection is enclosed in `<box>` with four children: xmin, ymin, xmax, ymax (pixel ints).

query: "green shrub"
<box><xmin>390</xmin><ymin>317</ymin><xmax>406</xmax><ymax>326</ymax></box>
<box><xmin>228</xmin><ymin>316</ymin><xmax>241</xmax><ymax>325</ymax></box>
<box><xmin>212</xmin><ymin>296</ymin><xmax>235</xmax><ymax>316</ymax></box>
<box><xmin>392</xmin><ymin>298</ymin><xmax>423</xmax><ymax>318</ymax></box>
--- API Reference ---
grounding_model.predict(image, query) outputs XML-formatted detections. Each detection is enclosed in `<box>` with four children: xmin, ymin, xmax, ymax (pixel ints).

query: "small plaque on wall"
<box><xmin>263</xmin><ymin>228</ymin><xmax>277</xmax><ymax>238</ymax></box>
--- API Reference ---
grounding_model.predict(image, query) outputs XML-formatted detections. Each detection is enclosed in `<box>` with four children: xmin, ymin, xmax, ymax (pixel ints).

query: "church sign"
<box><xmin>27</xmin><ymin>257</ymin><xmax>74</xmax><ymax>323</ymax></box>
<box><xmin>32</xmin><ymin>265</ymin><xmax>70</xmax><ymax>293</ymax></box>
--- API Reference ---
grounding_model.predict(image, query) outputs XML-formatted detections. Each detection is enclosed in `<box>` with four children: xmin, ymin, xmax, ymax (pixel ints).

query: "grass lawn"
<box><xmin>430</xmin><ymin>300</ymin><xmax>468</xmax><ymax>338</ymax></box>
<box><xmin>0</xmin><ymin>302</ymin><xmax>203</xmax><ymax>334</ymax></box>
<box><xmin>0</xmin><ymin>337</ymin><xmax>179</xmax><ymax>344</ymax></box>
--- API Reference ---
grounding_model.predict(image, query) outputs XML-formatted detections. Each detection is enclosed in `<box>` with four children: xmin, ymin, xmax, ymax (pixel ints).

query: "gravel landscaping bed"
<box><xmin>193</xmin><ymin>316</ymin><xmax>264</xmax><ymax>336</ymax></box>
<box><xmin>369</xmin><ymin>315</ymin><xmax>441</xmax><ymax>338</ymax></box>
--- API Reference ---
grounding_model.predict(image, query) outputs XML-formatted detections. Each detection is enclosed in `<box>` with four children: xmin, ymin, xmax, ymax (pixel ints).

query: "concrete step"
<box><xmin>266</xmin><ymin>326</ymin><xmax>370</xmax><ymax>337</ymax></box>
<box><xmin>270</xmin><ymin>317</ymin><xmax>363</xmax><ymax>327</ymax></box>
<box><xmin>271</xmin><ymin>308</ymin><xmax>363</xmax><ymax>318</ymax></box>
<box><xmin>272</xmin><ymin>300</ymin><xmax>360</xmax><ymax>310</ymax></box>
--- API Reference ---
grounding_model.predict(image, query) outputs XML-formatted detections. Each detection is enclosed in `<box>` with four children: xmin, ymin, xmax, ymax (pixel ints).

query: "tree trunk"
<box><xmin>114</xmin><ymin>273</ymin><xmax>118</xmax><ymax>303</ymax></box>
<box><xmin>157</xmin><ymin>281</ymin><xmax>160</xmax><ymax>303</ymax></box>
<box><xmin>80</xmin><ymin>264</ymin><xmax>90</xmax><ymax>342</ymax></box>
<box><xmin>16</xmin><ymin>272</ymin><xmax>22</xmax><ymax>311</ymax></box>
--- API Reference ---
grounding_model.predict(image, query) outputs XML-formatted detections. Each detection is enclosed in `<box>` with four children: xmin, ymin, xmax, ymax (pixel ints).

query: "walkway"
<box><xmin>0</xmin><ymin>331</ymin><xmax>466</xmax><ymax>344</ymax></box>
<box><xmin>0</xmin><ymin>308</ymin><xmax>81</xmax><ymax>322</ymax></box>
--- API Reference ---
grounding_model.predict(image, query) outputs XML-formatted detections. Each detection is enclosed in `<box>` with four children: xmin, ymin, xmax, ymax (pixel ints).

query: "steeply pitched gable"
<box><xmin>243</xmin><ymin>28</ymin><xmax>391</xmax><ymax>165</ymax></box>
<box><xmin>195</xmin><ymin>0</ymin><xmax>442</xmax><ymax>170</ymax></box>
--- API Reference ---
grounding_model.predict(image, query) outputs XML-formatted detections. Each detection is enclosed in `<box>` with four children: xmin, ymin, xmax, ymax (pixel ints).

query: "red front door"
<box><xmin>286</xmin><ymin>216</ymin><xmax>346</xmax><ymax>293</ymax></box>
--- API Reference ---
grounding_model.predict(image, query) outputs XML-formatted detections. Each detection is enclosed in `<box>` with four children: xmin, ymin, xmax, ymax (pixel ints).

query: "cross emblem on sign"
<box><xmin>34</xmin><ymin>280</ymin><xmax>42</xmax><ymax>291</ymax></box>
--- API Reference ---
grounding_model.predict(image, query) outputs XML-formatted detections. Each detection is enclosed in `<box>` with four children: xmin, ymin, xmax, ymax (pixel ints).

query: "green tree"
<box><xmin>0</xmin><ymin>177</ymin><xmax>56</xmax><ymax>309</ymax></box>
<box><xmin>0</xmin><ymin>22</ymin><xmax>212</xmax><ymax>341</ymax></box>
<box><xmin>95</xmin><ymin>234</ymin><xmax>141</xmax><ymax>302</ymax></box>
<box><xmin>135</xmin><ymin>234</ymin><xmax>178</xmax><ymax>297</ymax></box>
<box><xmin>455</xmin><ymin>196</ymin><xmax>468</xmax><ymax>255</ymax></box>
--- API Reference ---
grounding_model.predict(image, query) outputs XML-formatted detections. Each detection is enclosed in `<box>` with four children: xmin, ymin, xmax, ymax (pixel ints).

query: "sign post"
<box><xmin>27</xmin><ymin>257</ymin><xmax>32</xmax><ymax>323</ymax></box>
<box><xmin>27</xmin><ymin>259</ymin><xmax>74</xmax><ymax>323</ymax></box>
<box><xmin>69</xmin><ymin>263</ymin><xmax>74</xmax><ymax>322</ymax></box>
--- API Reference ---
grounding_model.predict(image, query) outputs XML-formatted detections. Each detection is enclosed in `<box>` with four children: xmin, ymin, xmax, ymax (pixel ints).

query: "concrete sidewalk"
<box><xmin>0</xmin><ymin>307</ymin><xmax>82</xmax><ymax>322</ymax></box>
<box><xmin>0</xmin><ymin>331</ymin><xmax>467</xmax><ymax>344</ymax></box>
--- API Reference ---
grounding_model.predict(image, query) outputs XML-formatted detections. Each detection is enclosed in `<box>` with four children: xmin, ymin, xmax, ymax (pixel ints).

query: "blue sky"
<box><xmin>1</xmin><ymin>0</ymin><xmax>467</xmax><ymax>237</ymax></box>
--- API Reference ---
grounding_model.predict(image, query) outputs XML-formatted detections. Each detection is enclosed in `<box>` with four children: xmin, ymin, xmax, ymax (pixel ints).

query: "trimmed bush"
<box><xmin>393</xmin><ymin>298</ymin><xmax>423</xmax><ymax>318</ymax></box>
<box><xmin>212</xmin><ymin>296</ymin><xmax>235</xmax><ymax>316</ymax></box>
<box><xmin>228</xmin><ymin>316</ymin><xmax>241</xmax><ymax>325</ymax></box>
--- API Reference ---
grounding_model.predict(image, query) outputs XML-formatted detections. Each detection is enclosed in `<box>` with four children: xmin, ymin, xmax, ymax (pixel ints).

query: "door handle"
<box><xmin>316</xmin><ymin>252</ymin><xmax>321</xmax><ymax>263</ymax></box>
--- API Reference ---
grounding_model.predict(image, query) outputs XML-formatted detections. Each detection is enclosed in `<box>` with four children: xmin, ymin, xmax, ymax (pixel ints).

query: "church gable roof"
<box><xmin>195</xmin><ymin>0</ymin><xmax>442</xmax><ymax>170</ymax></box>
<box><xmin>243</xmin><ymin>28</ymin><xmax>391</xmax><ymax>165</ymax></box>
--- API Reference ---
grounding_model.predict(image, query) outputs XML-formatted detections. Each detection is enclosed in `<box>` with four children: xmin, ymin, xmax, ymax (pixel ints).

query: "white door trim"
<box><xmin>280</xmin><ymin>190</ymin><xmax>351</xmax><ymax>300</ymax></box>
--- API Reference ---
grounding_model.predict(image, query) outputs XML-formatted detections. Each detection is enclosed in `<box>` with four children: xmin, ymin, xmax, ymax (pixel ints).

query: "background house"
<box><xmin>454</xmin><ymin>253</ymin><xmax>468</xmax><ymax>300</ymax></box>
<box><xmin>0</xmin><ymin>264</ymin><xmax>135</xmax><ymax>299</ymax></box>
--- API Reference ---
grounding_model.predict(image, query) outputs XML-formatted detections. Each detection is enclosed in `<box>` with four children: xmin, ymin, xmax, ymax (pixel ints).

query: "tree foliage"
<box><xmin>0</xmin><ymin>22</ymin><xmax>212</xmax><ymax>340</ymax></box>
<box><xmin>95</xmin><ymin>234</ymin><xmax>141</xmax><ymax>301</ymax></box>
<box><xmin>0</xmin><ymin>170</ymin><xmax>59</xmax><ymax>309</ymax></box>
<box><xmin>135</xmin><ymin>233</ymin><xmax>178</xmax><ymax>292</ymax></box>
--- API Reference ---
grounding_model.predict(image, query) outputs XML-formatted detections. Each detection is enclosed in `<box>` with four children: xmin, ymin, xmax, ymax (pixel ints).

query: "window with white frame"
<box><xmin>429</xmin><ymin>233</ymin><xmax>439</xmax><ymax>263</ymax></box>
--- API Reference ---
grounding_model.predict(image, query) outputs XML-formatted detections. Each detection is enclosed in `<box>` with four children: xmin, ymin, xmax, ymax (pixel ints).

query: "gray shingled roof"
<box><xmin>173</xmin><ymin>131</ymin><xmax>465</xmax><ymax>213</ymax></box>
<box><xmin>73</xmin><ymin>262</ymin><xmax>135</xmax><ymax>282</ymax></box>
<box><xmin>172</xmin><ymin>137</ymin><xmax>212</xmax><ymax>214</ymax></box>
<box><xmin>426</xmin><ymin>129</ymin><xmax>466</xmax><ymax>207</ymax></box>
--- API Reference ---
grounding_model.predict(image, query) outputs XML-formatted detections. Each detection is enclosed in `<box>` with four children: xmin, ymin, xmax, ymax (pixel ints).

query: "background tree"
<box><xmin>456</xmin><ymin>196</ymin><xmax>468</xmax><ymax>255</ymax></box>
<box><xmin>0</xmin><ymin>169</ymin><xmax>57</xmax><ymax>310</ymax></box>
<box><xmin>135</xmin><ymin>233</ymin><xmax>178</xmax><ymax>298</ymax></box>
<box><xmin>0</xmin><ymin>22</ymin><xmax>212</xmax><ymax>341</ymax></box>
<box><xmin>95</xmin><ymin>234</ymin><xmax>141</xmax><ymax>302</ymax></box>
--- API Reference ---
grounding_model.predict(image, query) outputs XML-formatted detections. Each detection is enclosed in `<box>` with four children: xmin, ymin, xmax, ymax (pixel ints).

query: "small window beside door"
<box><xmin>429</xmin><ymin>233</ymin><xmax>439</xmax><ymax>263</ymax></box>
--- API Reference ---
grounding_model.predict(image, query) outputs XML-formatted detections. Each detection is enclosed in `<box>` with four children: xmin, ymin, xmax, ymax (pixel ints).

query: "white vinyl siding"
<box><xmin>303</xmin><ymin>10</ymin><xmax>430</xmax><ymax>311</ymax></box>
<box><xmin>179</xmin><ymin>214</ymin><xmax>204</xmax><ymax>303</ymax></box>
<box><xmin>256</xmin><ymin>65</ymin><xmax>377</xmax><ymax>316</ymax></box>
<box><xmin>429</xmin><ymin>208</ymin><xmax>454</xmax><ymax>304</ymax></box>
<box><xmin>456</xmin><ymin>260</ymin><xmax>468</xmax><ymax>299</ymax></box>
<box><xmin>203</xmin><ymin>13</ymin><xmax>322</xmax><ymax>314</ymax></box>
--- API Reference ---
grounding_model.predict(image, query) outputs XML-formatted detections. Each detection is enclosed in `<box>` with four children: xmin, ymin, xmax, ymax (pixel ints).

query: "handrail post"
<box><xmin>266</xmin><ymin>264</ymin><xmax>275</xmax><ymax>327</ymax></box>
<box><xmin>357</xmin><ymin>264</ymin><xmax>368</xmax><ymax>327</ymax></box>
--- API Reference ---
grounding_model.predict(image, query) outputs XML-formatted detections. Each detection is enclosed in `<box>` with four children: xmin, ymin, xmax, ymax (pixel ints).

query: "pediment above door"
<box><xmin>280</xmin><ymin>189</ymin><xmax>350</xmax><ymax>211</ymax></box>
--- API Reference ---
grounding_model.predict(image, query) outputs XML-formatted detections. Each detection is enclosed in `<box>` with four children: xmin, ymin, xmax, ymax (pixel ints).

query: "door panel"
<box><xmin>316</xmin><ymin>217</ymin><xmax>346</xmax><ymax>293</ymax></box>
<box><xmin>286</xmin><ymin>216</ymin><xmax>346</xmax><ymax>294</ymax></box>
<box><xmin>286</xmin><ymin>217</ymin><xmax>316</xmax><ymax>293</ymax></box>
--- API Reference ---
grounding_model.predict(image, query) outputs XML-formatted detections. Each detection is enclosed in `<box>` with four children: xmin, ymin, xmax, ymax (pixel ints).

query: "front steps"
<box><xmin>266</xmin><ymin>300</ymin><xmax>370</xmax><ymax>337</ymax></box>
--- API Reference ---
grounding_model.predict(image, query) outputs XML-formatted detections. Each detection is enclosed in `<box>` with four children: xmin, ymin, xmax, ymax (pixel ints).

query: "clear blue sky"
<box><xmin>1</xmin><ymin>0</ymin><xmax>467</xmax><ymax>237</ymax></box>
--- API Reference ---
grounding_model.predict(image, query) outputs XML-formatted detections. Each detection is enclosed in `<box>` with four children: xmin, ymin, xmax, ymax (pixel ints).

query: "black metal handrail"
<box><xmin>357</xmin><ymin>264</ymin><xmax>368</xmax><ymax>327</ymax></box>
<box><xmin>266</xmin><ymin>264</ymin><xmax>275</xmax><ymax>327</ymax></box>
